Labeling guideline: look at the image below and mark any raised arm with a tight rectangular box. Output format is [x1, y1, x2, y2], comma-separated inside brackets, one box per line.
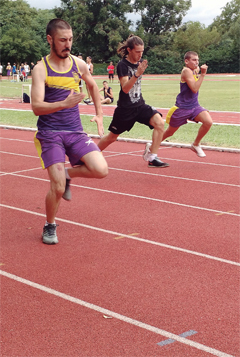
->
[182, 64, 208, 94]
[120, 59, 148, 94]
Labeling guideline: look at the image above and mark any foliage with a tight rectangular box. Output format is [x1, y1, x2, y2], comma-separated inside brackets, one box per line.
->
[54, 0, 132, 62]
[172, 22, 220, 57]
[145, 48, 182, 74]
[206, 0, 240, 72]
[0, 0, 239, 73]
[133, 0, 191, 51]
[0, 0, 54, 66]
[210, 0, 240, 34]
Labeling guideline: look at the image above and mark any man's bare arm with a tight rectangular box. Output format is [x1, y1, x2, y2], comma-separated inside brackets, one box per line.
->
[182, 64, 208, 94]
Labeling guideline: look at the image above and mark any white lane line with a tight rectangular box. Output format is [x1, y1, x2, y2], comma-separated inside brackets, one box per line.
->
[108, 167, 240, 188]
[0, 151, 239, 187]
[0, 270, 235, 357]
[1, 172, 239, 216]
[1, 204, 239, 266]
[1, 143, 239, 168]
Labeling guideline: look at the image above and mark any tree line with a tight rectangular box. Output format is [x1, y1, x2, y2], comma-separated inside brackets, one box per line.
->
[0, 0, 239, 74]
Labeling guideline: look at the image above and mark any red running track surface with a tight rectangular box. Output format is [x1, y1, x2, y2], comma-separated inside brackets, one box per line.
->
[0, 128, 239, 357]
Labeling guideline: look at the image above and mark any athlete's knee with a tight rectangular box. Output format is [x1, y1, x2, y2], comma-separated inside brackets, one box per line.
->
[93, 161, 108, 178]
[50, 181, 65, 198]
[202, 117, 213, 131]
[207, 116, 213, 128]
[151, 113, 164, 132]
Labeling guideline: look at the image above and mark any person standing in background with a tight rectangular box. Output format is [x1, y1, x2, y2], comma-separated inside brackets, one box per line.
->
[6, 62, 11, 80]
[84, 56, 93, 103]
[107, 61, 115, 82]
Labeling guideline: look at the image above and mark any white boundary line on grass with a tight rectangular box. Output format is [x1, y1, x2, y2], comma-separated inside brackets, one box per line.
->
[0, 269, 236, 357]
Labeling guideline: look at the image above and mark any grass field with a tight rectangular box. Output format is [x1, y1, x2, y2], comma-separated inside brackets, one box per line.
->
[0, 75, 240, 148]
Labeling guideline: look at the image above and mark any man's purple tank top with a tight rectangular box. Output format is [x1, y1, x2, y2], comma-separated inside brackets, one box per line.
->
[37, 55, 83, 131]
[175, 72, 200, 109]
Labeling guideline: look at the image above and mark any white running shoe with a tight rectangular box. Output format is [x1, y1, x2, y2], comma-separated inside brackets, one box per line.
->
[191, 144, 206, 157]
[143, 142, 151, 161]
[42, 223, 59, 244]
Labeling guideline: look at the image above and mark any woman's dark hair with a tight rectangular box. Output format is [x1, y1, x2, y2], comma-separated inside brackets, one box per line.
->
[117, 34, 144, 58]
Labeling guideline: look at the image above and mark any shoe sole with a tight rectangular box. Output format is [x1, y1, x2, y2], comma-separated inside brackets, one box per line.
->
[148, 164, 169, 168]
[42, 235, 59, 244]
[190, 146, 206, 157]
[143, 142, 151, 161]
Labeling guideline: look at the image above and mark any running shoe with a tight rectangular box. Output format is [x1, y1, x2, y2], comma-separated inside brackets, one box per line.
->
[62, 179, 71, 201]
[148, 158, 169, 168]
[42, 223, 59, 244]
[83, 99, 91, 104]
[143, 142, 151, 161]
[190, 144, 206, 157]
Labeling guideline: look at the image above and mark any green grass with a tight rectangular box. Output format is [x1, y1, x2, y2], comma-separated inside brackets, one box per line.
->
[0, 75, 240, 148]
[1, 75, 240, 111]
[1, 110, 239, 148]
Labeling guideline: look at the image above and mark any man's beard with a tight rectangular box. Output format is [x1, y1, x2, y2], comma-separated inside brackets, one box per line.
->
[52, 40, 70, 59]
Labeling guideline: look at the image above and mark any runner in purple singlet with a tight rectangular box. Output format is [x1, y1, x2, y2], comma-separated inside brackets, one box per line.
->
[162, 51, 213, 157]
[31, 19, 108, 245]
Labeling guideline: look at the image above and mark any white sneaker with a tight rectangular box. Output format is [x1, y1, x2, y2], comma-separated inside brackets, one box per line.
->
[42, 223, 59, 244]
[143, 142, 151, 161]
[191, 144, 206, 157]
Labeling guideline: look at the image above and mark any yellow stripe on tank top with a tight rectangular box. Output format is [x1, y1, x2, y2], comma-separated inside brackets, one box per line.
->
[46, 76, 80, 93]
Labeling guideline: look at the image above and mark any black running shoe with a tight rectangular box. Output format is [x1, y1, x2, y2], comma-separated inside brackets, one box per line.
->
[148, 158, 169, 168]
[62, 179, 71, 201]
[42, 223, 59, 244]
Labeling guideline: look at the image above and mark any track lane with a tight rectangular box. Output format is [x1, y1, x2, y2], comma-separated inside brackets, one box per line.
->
[0, 128, 239, 357]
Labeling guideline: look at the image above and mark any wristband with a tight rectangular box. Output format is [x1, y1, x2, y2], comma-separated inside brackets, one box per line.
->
[134, 73, 139, 78]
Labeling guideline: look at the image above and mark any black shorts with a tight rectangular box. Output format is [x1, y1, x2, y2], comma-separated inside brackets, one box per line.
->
[108, 104, 162, 135]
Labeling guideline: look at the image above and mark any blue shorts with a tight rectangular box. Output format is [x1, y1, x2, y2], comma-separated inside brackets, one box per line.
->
[166, 106, 207, 127]
[34, 130, 100, 169]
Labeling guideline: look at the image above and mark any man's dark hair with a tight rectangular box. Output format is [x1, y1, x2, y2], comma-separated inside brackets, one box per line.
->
[117, 34, 144, 58]
[46, 19, 72, 37]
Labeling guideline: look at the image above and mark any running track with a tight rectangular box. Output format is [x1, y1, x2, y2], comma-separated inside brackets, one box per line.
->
[0, 127, 239, 357]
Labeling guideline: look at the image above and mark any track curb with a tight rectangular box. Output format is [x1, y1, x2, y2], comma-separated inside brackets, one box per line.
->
[1, 124, 240, 154]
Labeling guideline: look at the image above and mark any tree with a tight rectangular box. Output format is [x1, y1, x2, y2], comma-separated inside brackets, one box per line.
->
[210, 0, 240, 35]
[133, 0, 191, 49]
[54, 0, 133, 62]
[172, 21, 220, 56]
[0, 0, 54, 66]
[207, 0, 240, 72]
